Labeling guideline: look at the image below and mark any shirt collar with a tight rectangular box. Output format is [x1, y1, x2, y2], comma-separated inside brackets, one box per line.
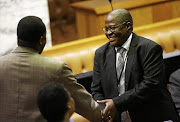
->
[115, 33, 132, 52]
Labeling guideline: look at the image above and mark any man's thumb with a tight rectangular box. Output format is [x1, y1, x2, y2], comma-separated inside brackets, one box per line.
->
[97, 100, 106, 104]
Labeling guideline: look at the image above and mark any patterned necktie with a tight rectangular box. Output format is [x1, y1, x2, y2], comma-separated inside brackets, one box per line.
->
[116, 48, 132, 122]
[116, 47, 125, 80]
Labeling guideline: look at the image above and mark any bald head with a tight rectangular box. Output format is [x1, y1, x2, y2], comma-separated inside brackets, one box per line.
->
[107, 8, 133, 27]
[104, 8, 133, 47]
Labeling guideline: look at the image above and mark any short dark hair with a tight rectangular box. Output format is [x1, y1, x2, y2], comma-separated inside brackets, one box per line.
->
[17, 16, 46, 43]
[37, 82, 69, 122]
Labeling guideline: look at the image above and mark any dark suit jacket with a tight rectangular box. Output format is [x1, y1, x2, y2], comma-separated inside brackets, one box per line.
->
[169, 69, 180, 116]
[91, 33, 180, 122]
[0, 46, 101, 122]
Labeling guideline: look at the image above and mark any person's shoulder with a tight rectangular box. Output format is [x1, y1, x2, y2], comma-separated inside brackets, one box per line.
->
[39, 55, 65, 66]
[0, 54, 8, 59]
[0, 52, 13, 61]
[95, 42, 110, 53]
[170, 68, 180, 79]
[135, 33, 160, 46]
[38, 55, 70, 73]
[133, 33, 162, 52]
[169, 68, 180, 85]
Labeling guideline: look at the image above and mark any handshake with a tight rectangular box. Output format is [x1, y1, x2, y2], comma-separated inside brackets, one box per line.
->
[98, 99, 117, 122]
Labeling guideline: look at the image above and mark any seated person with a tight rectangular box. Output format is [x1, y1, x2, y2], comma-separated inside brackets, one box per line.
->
[169, 69, 180, 116]
[37, 82, 75, 122]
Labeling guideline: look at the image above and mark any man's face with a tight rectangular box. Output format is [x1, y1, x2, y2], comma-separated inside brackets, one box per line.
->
[104, 15, 129, 47]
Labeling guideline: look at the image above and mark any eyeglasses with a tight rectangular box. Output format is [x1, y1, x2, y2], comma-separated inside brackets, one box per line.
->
[102, 22, 127, 33]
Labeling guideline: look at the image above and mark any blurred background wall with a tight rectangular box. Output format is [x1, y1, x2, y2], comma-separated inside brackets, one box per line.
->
[1, 0, 180, 55]
[48, 0, 180, 45]
[0, 0, 52, 56]
[48, 0, 87, 45]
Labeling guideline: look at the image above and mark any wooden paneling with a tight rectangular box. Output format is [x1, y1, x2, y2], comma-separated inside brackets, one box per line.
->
[171, 1, 180, 18]
[75, 10, 87, 38]
[96, 15, 106, 35]
[71, 0, 180, 39]
[87, 11, 97, 37]
[129, 6, 153, 27]
[152, 2, 172, 22]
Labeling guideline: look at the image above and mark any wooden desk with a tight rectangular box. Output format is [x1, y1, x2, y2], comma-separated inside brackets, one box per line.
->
[71, 0, 180, 39]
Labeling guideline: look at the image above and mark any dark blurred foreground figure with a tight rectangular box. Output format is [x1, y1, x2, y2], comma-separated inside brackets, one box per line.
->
[169, 69, 180, 117]
[91, 8, 180, 122]
[0, 16, 101, 122]
[37, 82, 75, 122]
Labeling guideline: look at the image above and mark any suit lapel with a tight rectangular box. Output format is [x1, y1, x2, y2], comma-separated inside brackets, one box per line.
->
[125, 33, 138, 90]
[105, 45, 118, 87]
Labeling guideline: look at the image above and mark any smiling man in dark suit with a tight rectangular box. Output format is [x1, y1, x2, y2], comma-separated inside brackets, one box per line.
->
[91, 8, 180, 122]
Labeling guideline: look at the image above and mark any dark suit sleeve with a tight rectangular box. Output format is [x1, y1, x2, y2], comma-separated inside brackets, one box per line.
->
[91, 50, 105, 109]
[113, 44, 165, 112]
[169, 69, 180, 115]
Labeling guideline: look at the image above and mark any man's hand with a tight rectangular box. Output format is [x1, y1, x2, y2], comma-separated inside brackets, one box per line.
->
[97, 99, 117, 122]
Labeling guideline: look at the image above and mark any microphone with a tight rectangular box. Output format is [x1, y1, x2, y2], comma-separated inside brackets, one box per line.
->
[109, 0, 113, 10]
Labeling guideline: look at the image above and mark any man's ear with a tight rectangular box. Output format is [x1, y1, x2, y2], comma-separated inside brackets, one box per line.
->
[39, 36, 43, 45]
[126, 22, 131, 25]
[126, 22, 133, 31]
[126, 22, 131, 30]
[67, 102, 72, 110]
[68, 105, 71, 109]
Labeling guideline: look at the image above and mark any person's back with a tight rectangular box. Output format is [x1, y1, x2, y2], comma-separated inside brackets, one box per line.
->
[0, 47, 69, 121]
[0, 16, 47, 121]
